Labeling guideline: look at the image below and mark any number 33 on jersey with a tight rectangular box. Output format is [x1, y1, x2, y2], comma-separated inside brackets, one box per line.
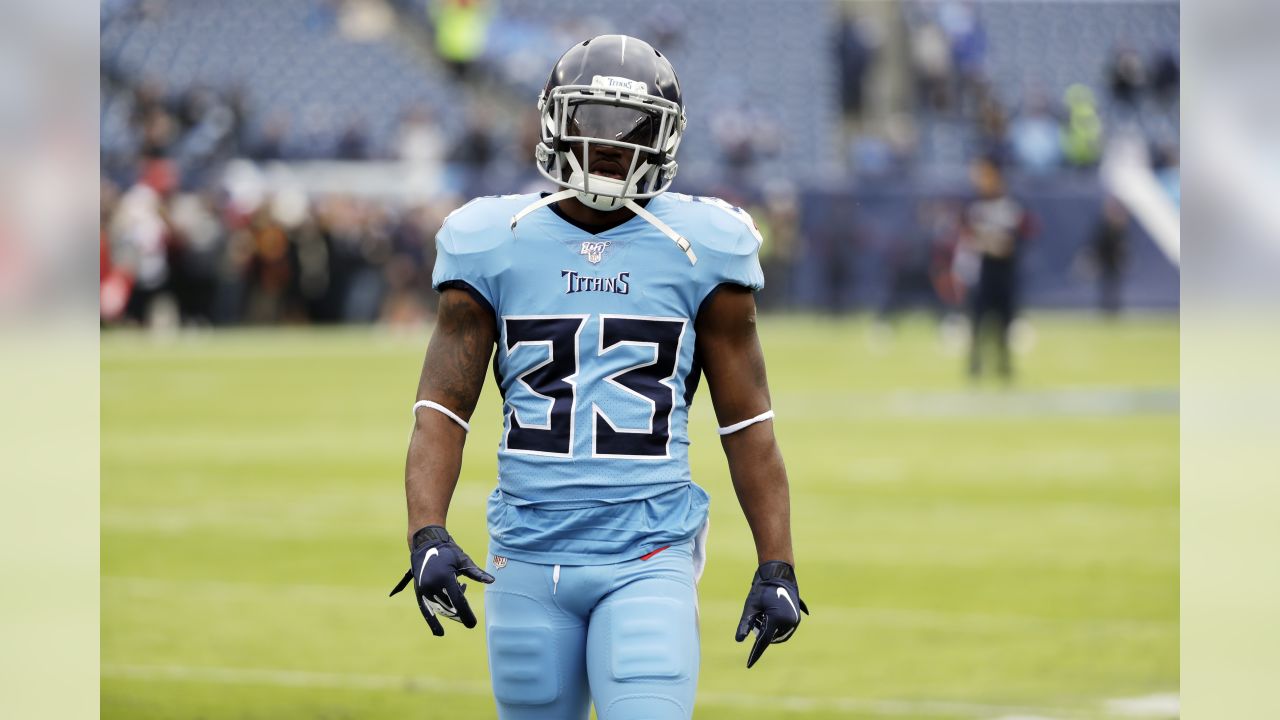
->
[432, 191, 763, 513]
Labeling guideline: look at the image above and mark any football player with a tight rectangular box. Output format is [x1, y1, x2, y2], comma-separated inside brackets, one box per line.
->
[393, 35, 808, 719]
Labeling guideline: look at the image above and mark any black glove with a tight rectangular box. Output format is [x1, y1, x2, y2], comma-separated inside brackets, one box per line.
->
[734, 560, 809, 668]
[390, 525, 495, 636]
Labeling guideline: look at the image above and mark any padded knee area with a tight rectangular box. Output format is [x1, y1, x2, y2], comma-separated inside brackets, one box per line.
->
[607, 597, 692, 682]
[600, 694, 688, 720]
[488, 623, 559, 705]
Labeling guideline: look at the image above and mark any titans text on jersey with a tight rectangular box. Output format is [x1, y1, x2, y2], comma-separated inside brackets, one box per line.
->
[562, 269, 630, 294]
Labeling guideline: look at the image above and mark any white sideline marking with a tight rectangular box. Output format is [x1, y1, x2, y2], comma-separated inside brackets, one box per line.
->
[102, 663, 1092, 718]
[1104, 693, 1180, 717]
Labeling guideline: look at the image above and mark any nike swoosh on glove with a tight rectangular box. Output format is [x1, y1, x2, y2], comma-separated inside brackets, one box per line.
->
[735, 560, 810, 668]
[390, 525, 495, 636]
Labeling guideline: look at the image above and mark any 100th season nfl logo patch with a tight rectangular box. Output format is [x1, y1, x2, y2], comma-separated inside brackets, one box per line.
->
[580, 241, 610, 264]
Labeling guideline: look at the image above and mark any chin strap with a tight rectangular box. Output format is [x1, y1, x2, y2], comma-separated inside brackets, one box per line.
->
[624, 199, 697, 266]
[510, 189, 577, 230]
[509, 190, 697, 267]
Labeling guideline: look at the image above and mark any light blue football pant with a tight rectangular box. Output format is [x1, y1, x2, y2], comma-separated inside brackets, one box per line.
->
[483, 534, 706, 720]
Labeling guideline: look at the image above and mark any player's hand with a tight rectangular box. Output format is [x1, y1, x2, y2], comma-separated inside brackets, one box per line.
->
[735, 560, 809, 668]
[389, 525, 495, 636]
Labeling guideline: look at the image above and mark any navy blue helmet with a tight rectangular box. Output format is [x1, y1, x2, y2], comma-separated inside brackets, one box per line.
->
[536, 35, 686, 211]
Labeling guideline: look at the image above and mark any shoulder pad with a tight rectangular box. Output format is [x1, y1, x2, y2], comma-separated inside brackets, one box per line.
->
[657, 193, 763, 257]
[440, 194, 538, 253]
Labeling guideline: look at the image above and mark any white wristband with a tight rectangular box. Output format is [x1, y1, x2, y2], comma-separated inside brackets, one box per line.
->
[412, 400, 471, 434]
[717, 409, 775, 436]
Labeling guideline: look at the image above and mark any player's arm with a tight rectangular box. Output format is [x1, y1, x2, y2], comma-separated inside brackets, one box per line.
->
[391, 287, 496, 636]
[698, 284, 792, 564]
[696, 284, 808, 668]
[404, 287, 495, 538]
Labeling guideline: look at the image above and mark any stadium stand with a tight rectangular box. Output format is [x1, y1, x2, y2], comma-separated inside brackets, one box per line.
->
[99, 0, 1179, 325]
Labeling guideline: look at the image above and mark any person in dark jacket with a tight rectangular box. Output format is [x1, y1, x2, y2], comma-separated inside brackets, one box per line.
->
[961, 157, 1034, 381]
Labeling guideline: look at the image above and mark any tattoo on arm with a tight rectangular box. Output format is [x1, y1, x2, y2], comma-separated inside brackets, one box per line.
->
[419, 290, 496, 417]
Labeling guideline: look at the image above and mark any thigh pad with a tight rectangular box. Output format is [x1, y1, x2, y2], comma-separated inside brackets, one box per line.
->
[487, 592, 561, 706]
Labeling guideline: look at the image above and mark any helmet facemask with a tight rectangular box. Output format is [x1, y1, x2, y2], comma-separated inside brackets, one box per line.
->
[536, 80, 685, 212]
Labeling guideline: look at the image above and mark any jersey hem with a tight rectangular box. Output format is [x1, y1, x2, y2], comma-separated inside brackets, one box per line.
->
[489, 530, 699, 567]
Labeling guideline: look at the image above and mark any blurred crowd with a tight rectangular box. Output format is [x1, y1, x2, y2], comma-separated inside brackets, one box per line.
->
[101, 163, 460, 327]
[100, 0, 1179, 329]
[835, 1, 1179, 178]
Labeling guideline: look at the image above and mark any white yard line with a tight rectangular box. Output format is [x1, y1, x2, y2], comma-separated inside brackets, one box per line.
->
[1103, 693, 1180, 718]
[102, 662, 1094, 718]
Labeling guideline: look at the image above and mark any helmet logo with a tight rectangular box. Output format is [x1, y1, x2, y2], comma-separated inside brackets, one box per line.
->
[579, 241, 611, 264]
[591, 75, 648, 95]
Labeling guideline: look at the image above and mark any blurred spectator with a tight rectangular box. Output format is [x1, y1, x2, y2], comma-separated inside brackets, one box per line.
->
[1151, 49, 1179, 105]
[128, 78, 168, 134]
[1009, 91, 1062, 174]
[336, 119, 372, 160]
[167, 192, 225, 324]
[448, 104, 499, 194]
[243, 205, 293, 323]
[1087, 196, 1130, 316]
[338, 0, 396, 41]
[109, 159, 178, 324]
[835, 10, 878, 123]
[430, 0, 494, 83]
[397, 105, 445, 166]
[911, 20, 952, 113]
[139, 106, 178, 159]
[711, 103, 780, 183]
[381, 203, 438, 326]
[1107, 45, 1147, 110]
[975, 95, 1010, 167]
[251, 113, 294, 162]
[1061, 83, 1102, 168]
[960, 157, 1034, 381]
[938, 0, 987, 116]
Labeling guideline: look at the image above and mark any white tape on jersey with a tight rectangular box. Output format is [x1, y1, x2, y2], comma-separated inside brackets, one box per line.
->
[717, 409, 775, 436]
[412, 400, 471, 434]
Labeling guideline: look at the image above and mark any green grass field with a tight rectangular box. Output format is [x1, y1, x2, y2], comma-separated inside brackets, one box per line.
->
[102, 313, 1178, 719]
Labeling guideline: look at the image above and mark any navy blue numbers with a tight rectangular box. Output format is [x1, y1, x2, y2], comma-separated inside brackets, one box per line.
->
[501, 315, 685, 459]
[503, 316, 586, 456]
[593, 317, 686, 458]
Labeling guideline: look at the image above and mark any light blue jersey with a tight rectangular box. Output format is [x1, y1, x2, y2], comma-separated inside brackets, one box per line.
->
[432, 191, 764, 564]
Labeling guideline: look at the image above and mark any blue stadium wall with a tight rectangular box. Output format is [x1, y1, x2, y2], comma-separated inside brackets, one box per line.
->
[794, 180, 1179, 312]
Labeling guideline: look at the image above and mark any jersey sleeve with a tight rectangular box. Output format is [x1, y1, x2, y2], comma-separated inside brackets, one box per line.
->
[430, 205, 507, 315]
[695, 203, 765, 310]
[714, 221, 765, 291]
